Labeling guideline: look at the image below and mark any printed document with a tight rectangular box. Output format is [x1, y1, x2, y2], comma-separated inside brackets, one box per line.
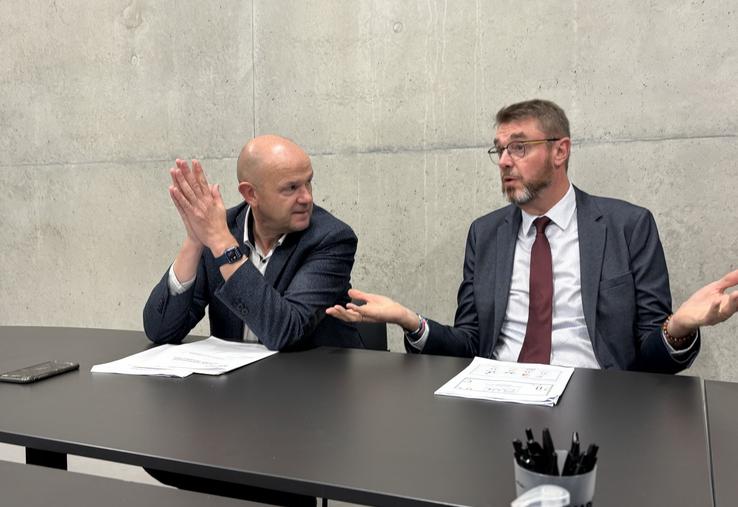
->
[435, 357, 574, 406]
[91, 337, 277, 378]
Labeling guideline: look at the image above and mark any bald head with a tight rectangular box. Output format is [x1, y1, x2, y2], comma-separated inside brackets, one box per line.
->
[237, 135, 310, 185]
[236, 135, 314, 241]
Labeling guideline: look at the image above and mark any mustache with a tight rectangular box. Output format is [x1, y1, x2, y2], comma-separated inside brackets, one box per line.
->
[501, 169, 521, 179]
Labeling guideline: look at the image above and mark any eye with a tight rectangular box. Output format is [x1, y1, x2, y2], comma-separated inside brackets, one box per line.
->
[508, 142, 525, 157]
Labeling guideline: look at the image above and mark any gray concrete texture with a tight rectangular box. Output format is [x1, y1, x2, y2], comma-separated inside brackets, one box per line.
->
[1, 1, 736, 381]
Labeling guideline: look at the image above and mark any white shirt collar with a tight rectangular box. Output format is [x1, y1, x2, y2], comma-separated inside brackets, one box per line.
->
[520, 183, 576, 235]
[243, 206, 286, 256]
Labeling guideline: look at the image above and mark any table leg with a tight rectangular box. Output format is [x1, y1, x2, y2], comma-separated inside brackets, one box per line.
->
[26, 448, 67, 470]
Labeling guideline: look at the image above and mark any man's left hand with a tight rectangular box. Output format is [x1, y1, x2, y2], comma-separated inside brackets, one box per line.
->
[670, 269, 738, 337]
[169, 159, 236, 255]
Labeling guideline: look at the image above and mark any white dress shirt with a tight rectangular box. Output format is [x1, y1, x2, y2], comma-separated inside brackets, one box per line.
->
[493, 184, 598, 367]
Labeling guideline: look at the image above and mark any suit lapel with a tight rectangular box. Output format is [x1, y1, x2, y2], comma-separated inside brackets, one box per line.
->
[233, 206, 248, 250]
[492, 207, 521, 349]
[264, 235, 299, 287]
[575, 187, 605, 342]
[232, 203, 301, 288]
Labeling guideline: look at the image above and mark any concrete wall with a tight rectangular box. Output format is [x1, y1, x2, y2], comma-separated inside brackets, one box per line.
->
[1, 1, 736, 380]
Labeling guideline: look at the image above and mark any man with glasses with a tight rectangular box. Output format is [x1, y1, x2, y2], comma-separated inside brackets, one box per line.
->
[328, 99, 738, 372]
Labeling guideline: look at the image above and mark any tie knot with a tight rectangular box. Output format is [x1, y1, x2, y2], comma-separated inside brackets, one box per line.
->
[533, 216, 552, 234]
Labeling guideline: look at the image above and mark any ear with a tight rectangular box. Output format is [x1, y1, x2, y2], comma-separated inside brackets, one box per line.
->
[238, 181, 257, 207]
[552, 137, 571, 170]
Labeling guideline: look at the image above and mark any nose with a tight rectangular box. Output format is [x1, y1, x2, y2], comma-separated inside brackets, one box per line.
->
[297, 185, 313, 205]
[498, 147, 514, 170]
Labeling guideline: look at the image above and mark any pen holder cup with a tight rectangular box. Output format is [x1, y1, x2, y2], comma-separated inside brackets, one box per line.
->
[514, 450, 596, 507]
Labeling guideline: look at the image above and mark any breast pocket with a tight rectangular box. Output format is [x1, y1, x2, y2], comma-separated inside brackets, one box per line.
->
[599, 271, 633, 291]
[598, 271, 636, 321]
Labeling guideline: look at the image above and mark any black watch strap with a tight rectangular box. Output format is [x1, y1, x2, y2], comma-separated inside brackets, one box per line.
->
[214, 245, 245, 268]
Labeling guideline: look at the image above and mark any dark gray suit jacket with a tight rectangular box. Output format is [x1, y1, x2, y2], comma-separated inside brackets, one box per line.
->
[143, 203, 362, 351]
[412, 187, 699, 374]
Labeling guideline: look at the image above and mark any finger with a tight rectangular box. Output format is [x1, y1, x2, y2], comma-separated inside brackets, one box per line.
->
[175, 159, 191, 174]
[171, 167, 199, 205]
[169, 187, 199, 236]
[348, 288, 371, 302]
[720, 291, 738, 319]
[178, 159, 204, 199]
[169, 185, 195, 215]
[344, 308, 383, 323]
[730, 290, 738, 313]
[169, 186, 193, 218]
[169, 167, 183, 194]
[325, 305, 347, 318]
[192, 160, 211, 196]
[345, 302, 364, 312]
[169, 186, 184, 213]
[344, 303, 387, 323]
[716, 269, 738, 291]
[211, 183, 224, 206]
[326, 306, 362, 322]
[168, 165, 177, 181]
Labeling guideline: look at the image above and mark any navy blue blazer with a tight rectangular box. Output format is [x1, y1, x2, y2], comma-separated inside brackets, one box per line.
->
[412, 187, 699, 374]
[143, 203, 362, 351]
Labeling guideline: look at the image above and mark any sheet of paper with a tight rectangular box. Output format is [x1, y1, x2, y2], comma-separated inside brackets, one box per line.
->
[434, 357, 574, 406]
[91, 337, 277, 377]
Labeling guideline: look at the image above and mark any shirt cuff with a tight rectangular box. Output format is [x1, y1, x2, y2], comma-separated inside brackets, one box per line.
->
[167, 263, 196, 296]
[661, 327, 700, 356]
[406, 316, 430, 351]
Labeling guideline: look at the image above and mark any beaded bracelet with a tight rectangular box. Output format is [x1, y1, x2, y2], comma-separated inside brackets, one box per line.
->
[662, 314, 697, 349]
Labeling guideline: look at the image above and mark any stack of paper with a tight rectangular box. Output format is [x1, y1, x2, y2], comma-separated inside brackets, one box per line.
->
[91, 337, 277, 378]
[434, 357, 574, 406]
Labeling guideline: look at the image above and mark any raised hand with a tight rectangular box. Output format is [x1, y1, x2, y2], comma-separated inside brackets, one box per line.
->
[169, 159, 235, 254]
[169, 159, 202, 246]
[670, 269, 738, 337]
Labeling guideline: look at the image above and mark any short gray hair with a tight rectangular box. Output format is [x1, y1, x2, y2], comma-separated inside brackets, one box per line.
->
[495, 99, 570, 138]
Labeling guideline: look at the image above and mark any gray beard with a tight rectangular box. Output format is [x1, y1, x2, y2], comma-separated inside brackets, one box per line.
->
[502, 155, 555, 206]
[502, 177, 551, 205]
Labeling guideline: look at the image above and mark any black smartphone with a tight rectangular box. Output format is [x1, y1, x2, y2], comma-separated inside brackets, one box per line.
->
[0, 360, 80, 384]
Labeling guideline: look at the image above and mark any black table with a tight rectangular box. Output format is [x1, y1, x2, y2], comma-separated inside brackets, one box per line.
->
[0, 326, 714, 506]
[706, 380, 738, 507]
[0, 459, 265, 506]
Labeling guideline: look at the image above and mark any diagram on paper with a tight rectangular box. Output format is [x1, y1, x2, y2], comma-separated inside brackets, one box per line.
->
[434, 356, 575, 406]
[471, 364, 563, 382]
[454, 377, 553, 398]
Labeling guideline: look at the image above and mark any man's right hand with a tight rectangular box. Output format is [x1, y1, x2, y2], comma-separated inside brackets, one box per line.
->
[169, 159, 204, 284]
[169, 159, 205, 247]
[327, 289, 419, 332]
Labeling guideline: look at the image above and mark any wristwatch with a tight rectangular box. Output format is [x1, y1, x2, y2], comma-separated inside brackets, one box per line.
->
[214, 245, 245, 268]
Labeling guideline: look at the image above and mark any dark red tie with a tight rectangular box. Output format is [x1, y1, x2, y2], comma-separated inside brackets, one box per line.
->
[518, 216, 553, 364]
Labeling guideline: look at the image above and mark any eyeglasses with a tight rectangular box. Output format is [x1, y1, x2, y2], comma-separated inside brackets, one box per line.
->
[487, 138, 561, 163]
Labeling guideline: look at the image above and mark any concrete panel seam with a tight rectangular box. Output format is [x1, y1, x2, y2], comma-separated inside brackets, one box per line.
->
[577, 133, 738, 146]
[3, 134, 736, 168]
[251, 0, 257, 137]
[308, 134, 738, 157]
[1, 156, 240, 170]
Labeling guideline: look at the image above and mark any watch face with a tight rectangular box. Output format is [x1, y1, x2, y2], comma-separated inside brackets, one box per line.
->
[225, 247, 242, 263]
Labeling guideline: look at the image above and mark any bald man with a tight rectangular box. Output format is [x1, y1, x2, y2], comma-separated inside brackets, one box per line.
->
[143, 135, 362, 352]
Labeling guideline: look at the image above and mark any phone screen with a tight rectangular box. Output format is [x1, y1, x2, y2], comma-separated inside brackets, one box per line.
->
[0, 361, 79, 384]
